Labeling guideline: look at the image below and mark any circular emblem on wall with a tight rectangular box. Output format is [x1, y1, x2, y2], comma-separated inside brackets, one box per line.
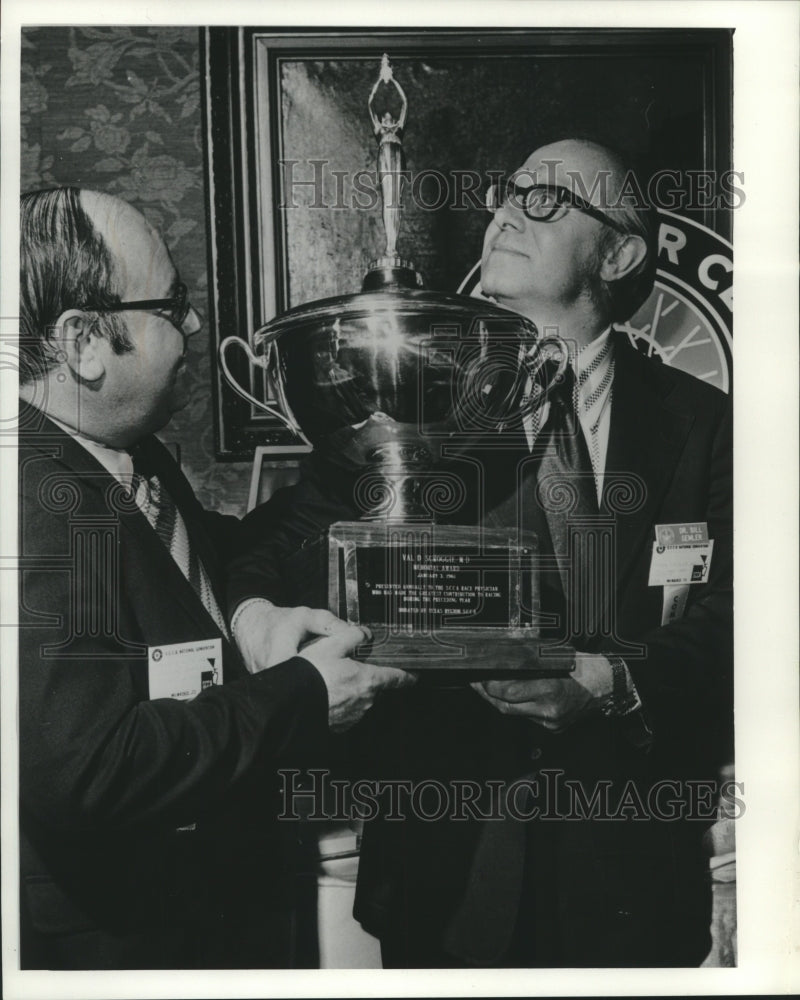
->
[458, 210, 733, 395]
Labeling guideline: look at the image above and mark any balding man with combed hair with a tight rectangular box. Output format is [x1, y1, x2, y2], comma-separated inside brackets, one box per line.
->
[17, 188, 411, 970]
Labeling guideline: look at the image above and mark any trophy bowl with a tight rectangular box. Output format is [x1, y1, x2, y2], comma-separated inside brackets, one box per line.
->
[259, 288, 540, 476]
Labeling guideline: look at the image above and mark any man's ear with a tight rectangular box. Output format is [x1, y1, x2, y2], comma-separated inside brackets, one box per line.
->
[599, 234, 648, 283]
[51, 310, 106, 383]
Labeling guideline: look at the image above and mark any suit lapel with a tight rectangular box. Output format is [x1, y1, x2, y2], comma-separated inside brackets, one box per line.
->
[603, 333, 695, 596]
[20, 404, 227, 640]
[134, 436, 229, 617]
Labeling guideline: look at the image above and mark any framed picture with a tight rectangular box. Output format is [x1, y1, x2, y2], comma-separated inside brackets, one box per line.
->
[202, 26, 732, 458]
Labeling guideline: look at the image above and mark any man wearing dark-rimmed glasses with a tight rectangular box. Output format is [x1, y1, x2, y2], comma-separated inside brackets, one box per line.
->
[485, 175, 629, 231]
[16, 187, 411, 969]
[352, 139, 733, 968]
[86, 278, 201, 355]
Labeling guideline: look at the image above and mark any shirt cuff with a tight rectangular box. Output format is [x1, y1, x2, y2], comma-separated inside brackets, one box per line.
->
[230, 597, 276, 639]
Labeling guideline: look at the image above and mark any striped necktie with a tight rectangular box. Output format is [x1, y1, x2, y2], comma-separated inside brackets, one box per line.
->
[130, 453, 229, 639]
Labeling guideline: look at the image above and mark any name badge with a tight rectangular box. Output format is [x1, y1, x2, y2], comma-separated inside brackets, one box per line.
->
[648, 521, 713, 587]
[654, 522, 709, 546]
[148, 638, 223, 701]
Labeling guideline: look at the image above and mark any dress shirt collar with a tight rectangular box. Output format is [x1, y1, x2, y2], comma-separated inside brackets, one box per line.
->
[47, 414, 134, 484]
[574, 327, 614, 417]
[522, 326, 612, 413]
[520, 327, 615, 500]
[573, 327, 612, 381]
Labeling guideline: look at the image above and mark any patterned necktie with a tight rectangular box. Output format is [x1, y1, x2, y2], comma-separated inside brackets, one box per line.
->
[130, 451, 229, 639]
[533, 364, 601, 646]
[502, 363, 594, 633]
[536, 362, 598, 518]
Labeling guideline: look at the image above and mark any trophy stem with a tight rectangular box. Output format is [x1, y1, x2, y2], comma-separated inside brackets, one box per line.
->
[356, 441, 436, 521]
[359, 476, 430, 522]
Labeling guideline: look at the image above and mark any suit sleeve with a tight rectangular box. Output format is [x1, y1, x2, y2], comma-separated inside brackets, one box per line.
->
[226, 461, 358, 614]
[622, 399, 733, 752]
[18, 482, 329, 837]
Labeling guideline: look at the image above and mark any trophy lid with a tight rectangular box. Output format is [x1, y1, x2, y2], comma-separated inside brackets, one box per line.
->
[255, 287, 534, 346]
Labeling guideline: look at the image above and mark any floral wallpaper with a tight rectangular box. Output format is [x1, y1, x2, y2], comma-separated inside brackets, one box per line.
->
[21, 26, 253, 515]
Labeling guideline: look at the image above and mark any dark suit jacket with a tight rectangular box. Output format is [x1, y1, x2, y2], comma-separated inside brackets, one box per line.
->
[17, 403, 329, 969]
[227, 334, 733, 967]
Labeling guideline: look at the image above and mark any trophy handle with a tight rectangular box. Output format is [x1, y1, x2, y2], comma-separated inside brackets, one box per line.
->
[517, 335, 571, 418]
[218, 335, 311, 444]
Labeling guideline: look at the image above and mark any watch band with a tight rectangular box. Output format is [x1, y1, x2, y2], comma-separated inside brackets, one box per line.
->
[601, 655, 641, 717]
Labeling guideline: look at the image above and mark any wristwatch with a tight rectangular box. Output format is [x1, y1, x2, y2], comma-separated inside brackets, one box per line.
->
[601, 655, 642, 717]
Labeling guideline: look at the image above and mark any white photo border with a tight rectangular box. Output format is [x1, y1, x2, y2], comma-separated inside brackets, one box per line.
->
[2, 1, 798, 997]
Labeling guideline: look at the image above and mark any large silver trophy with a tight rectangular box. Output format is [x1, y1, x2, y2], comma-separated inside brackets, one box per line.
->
[220, 56, 570, 674]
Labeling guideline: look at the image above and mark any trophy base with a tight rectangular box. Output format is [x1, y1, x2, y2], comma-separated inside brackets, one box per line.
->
[362, 257, 424, 291]
[285, 520, 573, 678]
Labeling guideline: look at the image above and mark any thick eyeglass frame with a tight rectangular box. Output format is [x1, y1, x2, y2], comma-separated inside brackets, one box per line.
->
[80, 281, 198, 345]
[486, 180, 627, 234]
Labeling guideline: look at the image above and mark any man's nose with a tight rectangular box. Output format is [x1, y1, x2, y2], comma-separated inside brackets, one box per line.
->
[492, 199, 526, 230]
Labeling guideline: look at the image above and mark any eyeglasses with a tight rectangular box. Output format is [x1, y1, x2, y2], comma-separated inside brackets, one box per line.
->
[486, 180, 626, 234]
[81, 281, 200, 348]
